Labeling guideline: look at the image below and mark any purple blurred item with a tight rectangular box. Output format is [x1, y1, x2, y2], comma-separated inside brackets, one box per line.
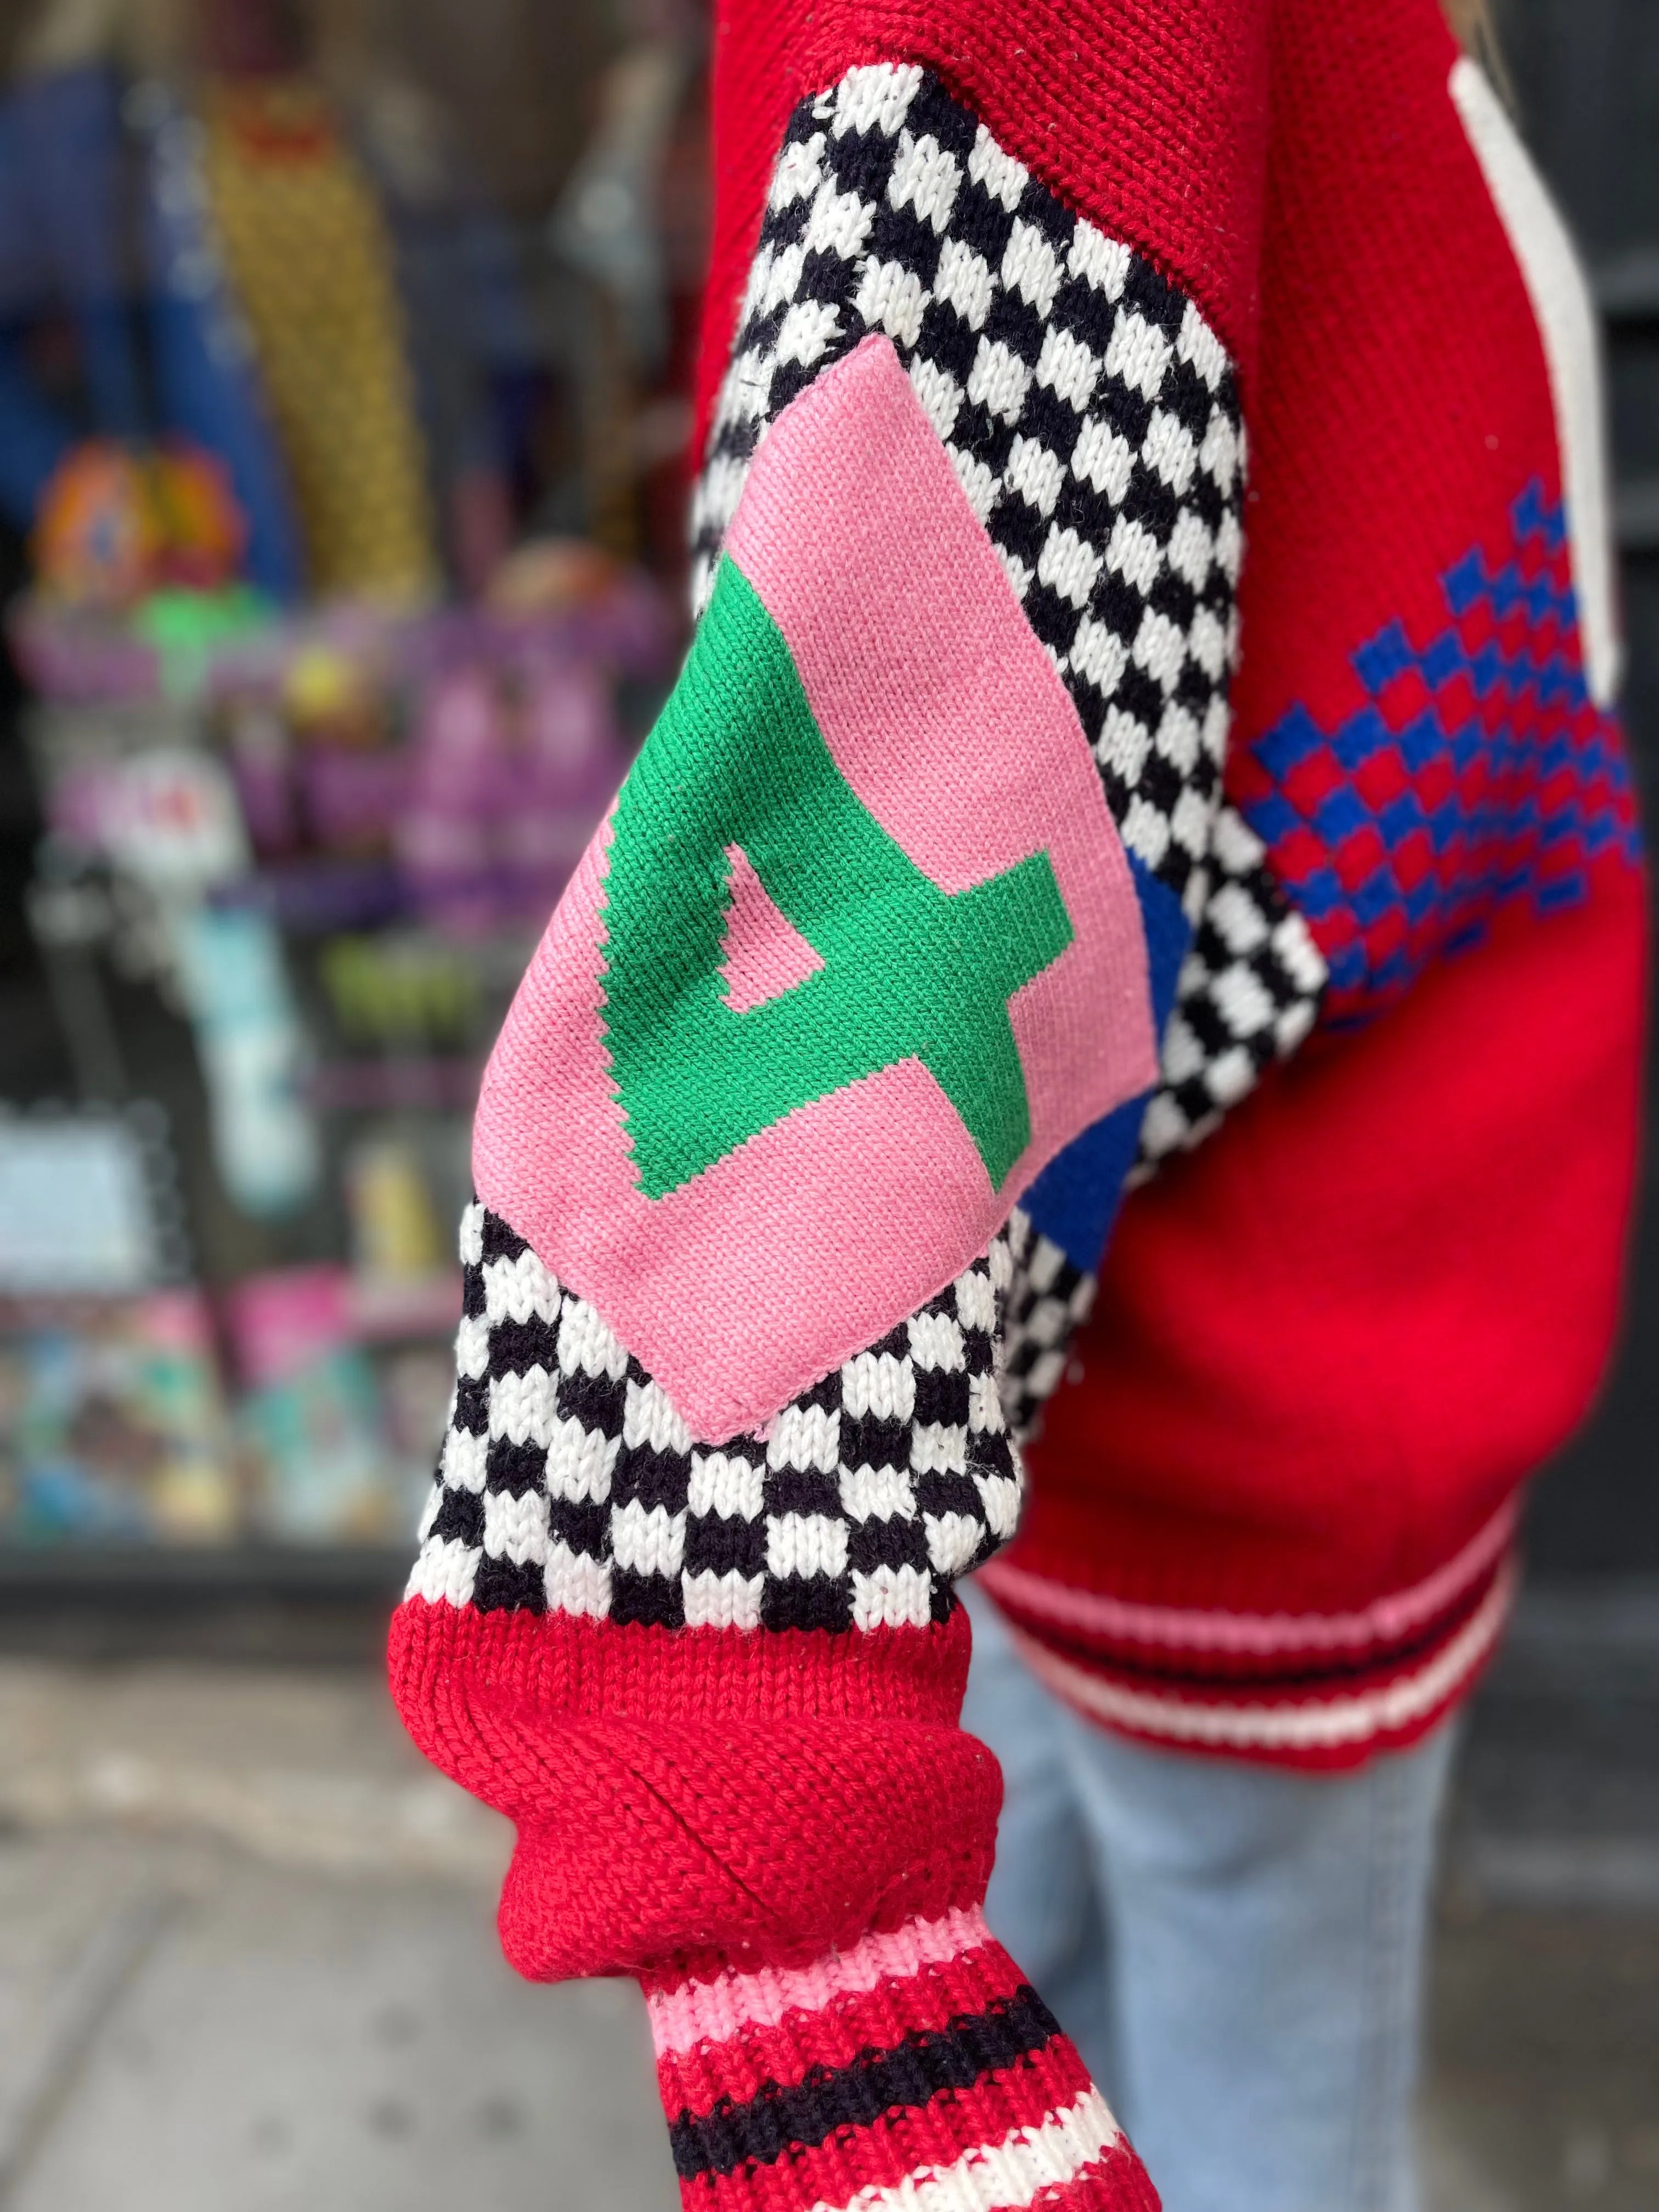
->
[298, 743, 411, 853]
[222, 695, 297, 857]
[396, 650, 624, 933]
[521, 657, 618, 805]
[394, 664, 502, 934]
[221, 857, 408, 935]
[306, 1059, 481, 1113]
[8, 599, 167, 703]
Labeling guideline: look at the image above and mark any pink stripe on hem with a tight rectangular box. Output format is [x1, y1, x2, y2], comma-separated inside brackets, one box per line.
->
[977, 1496, 1517, 1657]
[645, 1906, 991, 2057]
[1008, 1562, 1516, 1754]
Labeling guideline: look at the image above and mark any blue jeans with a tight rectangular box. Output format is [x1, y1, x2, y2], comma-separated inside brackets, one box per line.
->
[961, 1586, 1458, 2212]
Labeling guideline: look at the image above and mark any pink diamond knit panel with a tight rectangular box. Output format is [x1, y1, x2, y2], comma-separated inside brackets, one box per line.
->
[473, 334, 1156, 1444]
[721, 846, 828, 1012]
[410, 1203, 1020, 1634]
[724, 336, 1157, 1126]
[690, 63, 1326, 1297]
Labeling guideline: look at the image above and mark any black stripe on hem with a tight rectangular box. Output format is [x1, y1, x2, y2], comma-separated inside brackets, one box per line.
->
[668, 1985, 1060, 2180]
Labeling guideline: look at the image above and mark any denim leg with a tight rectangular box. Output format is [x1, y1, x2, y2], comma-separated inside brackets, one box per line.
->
[1050, 1703, 1458, 2212]
[958, 1585, 1115, 2086]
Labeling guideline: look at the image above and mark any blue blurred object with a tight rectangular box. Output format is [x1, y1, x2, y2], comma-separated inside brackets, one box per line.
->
[0, 63, 303, 598]
[132, 80, 304, 600]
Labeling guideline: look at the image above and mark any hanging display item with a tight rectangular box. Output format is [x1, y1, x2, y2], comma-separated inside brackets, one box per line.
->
[201, 74, 439, 605]
[0, 0, 699, 1568]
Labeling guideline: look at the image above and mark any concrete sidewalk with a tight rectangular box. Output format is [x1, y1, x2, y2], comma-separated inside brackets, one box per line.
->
[0, 1659, 679, 2212]
[0, 1828, 680, 2212]
[0, 1630, 1655, 2212]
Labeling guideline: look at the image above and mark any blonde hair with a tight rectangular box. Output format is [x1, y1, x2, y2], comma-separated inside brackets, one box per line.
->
[1441, 0, 1510, 94]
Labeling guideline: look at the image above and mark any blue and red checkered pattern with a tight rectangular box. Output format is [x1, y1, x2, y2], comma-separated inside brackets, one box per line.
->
[1234, 483, 1642, 1020]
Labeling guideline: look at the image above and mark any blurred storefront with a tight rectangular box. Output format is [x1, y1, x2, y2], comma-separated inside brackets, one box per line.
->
[0, 0, 702, 1587]
[0, 0, 1654, 1596]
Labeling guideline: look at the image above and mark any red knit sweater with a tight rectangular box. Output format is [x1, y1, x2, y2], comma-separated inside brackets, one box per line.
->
[390, 5, 1644, 2205]
[970, 3, 1646, 1761]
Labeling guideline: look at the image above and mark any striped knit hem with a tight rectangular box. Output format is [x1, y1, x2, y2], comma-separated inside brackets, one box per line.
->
[997, 1558, 1515, 1768]
[975, 1497, 1517, 1659]
[646, 1910, 1156, 2211]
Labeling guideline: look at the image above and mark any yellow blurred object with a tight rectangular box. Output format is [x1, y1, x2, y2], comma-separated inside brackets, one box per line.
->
[283, 643, 383, 746]
[151, 1452, 244, 1542]
[202, 76, 438, 604]
[346, 1137, 445, 1282]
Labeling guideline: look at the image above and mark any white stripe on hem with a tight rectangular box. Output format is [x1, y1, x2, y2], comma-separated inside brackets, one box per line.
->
[1009, 1562, 1515, 1753]
[976, 1496, 1516, 1656]
[810, 2085, 1121, 2212]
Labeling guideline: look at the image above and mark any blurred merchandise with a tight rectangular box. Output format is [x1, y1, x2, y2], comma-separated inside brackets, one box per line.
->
[0, 0, 699, 1573]
[33, 438, 248, 607]
[174, 901, 320, 1216]
[0, 1106, 238, 1543]
[0, 1105, 189, 1295]
[318, 932, 480, 1051]
[33, 442, 162, 608]
[0, 1289, 239, 1542]
[0, 565, 656, 1551]
[345, 1131, 445, 1283]
[201, 73, 438, 604]
[45, 732, 249, 892]
[227, 1265, 405, 1541]
[485, 535, 623, 616]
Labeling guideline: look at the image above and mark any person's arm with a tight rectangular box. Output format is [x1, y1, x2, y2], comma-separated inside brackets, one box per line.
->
[392, 17, 1302, 2205]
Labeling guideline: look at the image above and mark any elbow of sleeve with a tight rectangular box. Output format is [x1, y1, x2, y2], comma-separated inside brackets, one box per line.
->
[389, 1595, 1001, 1982]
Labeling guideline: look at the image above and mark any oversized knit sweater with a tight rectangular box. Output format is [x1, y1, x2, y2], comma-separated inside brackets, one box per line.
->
[391, 4, 1645, 2207]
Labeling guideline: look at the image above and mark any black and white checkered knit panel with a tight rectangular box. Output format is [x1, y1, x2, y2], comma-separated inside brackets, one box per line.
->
[692, 61, 1327, 1174]
[693, 63, 1235, 917]
[1134, 804, 1328, 1170]
[997, 814, 1330, 1438]
[408, 1204, 1022, 1632]
[998, 1209, 1097, 1442]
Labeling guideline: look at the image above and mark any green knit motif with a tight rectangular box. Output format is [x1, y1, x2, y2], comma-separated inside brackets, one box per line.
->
[602, 557, 1074, 1198]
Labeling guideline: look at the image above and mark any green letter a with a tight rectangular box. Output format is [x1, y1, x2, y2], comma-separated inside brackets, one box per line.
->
[600, 558, 1074, 1198]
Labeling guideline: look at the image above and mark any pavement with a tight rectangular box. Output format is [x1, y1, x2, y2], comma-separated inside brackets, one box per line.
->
[0, 1584, 1654, 2212]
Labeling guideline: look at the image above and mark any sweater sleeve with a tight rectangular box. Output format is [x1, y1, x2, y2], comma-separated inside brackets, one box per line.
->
[391, 23, 1278, 2209]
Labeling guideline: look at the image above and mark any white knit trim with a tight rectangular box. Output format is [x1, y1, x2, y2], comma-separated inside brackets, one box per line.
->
[1450, 57, 1621, 706]
[1009, 1561, 1515, 1753]
[975, 1494, 1516, 1656]
[810, 2085, 1121, 2212]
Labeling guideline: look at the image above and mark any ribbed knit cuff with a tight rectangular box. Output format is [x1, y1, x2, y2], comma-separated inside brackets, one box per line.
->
[645, 1909, 1158, 2212]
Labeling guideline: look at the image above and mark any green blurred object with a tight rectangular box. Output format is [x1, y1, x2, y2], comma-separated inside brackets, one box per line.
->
[131, 584, 278, 699]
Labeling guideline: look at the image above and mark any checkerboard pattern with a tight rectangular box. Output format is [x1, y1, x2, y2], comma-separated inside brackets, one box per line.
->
[997, 808, 1326, 1437]
[695, 63, 1240, 921]
[693, 60, 1325, 1172]
[1236, 482, 1642, 1023]
[999, 1208, 1096, 1440]
[1135, 800, 1329, 1166]
[408, 1203, 1023, 1633]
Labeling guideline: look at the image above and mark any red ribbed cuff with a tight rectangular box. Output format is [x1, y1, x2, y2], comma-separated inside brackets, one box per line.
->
[388, 1598, 1000, 1979]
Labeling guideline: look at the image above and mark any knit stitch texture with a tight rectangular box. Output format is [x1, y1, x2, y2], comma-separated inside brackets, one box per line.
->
[390, 19, 1644, 2212]
[646, 1911, 1158, 2211]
